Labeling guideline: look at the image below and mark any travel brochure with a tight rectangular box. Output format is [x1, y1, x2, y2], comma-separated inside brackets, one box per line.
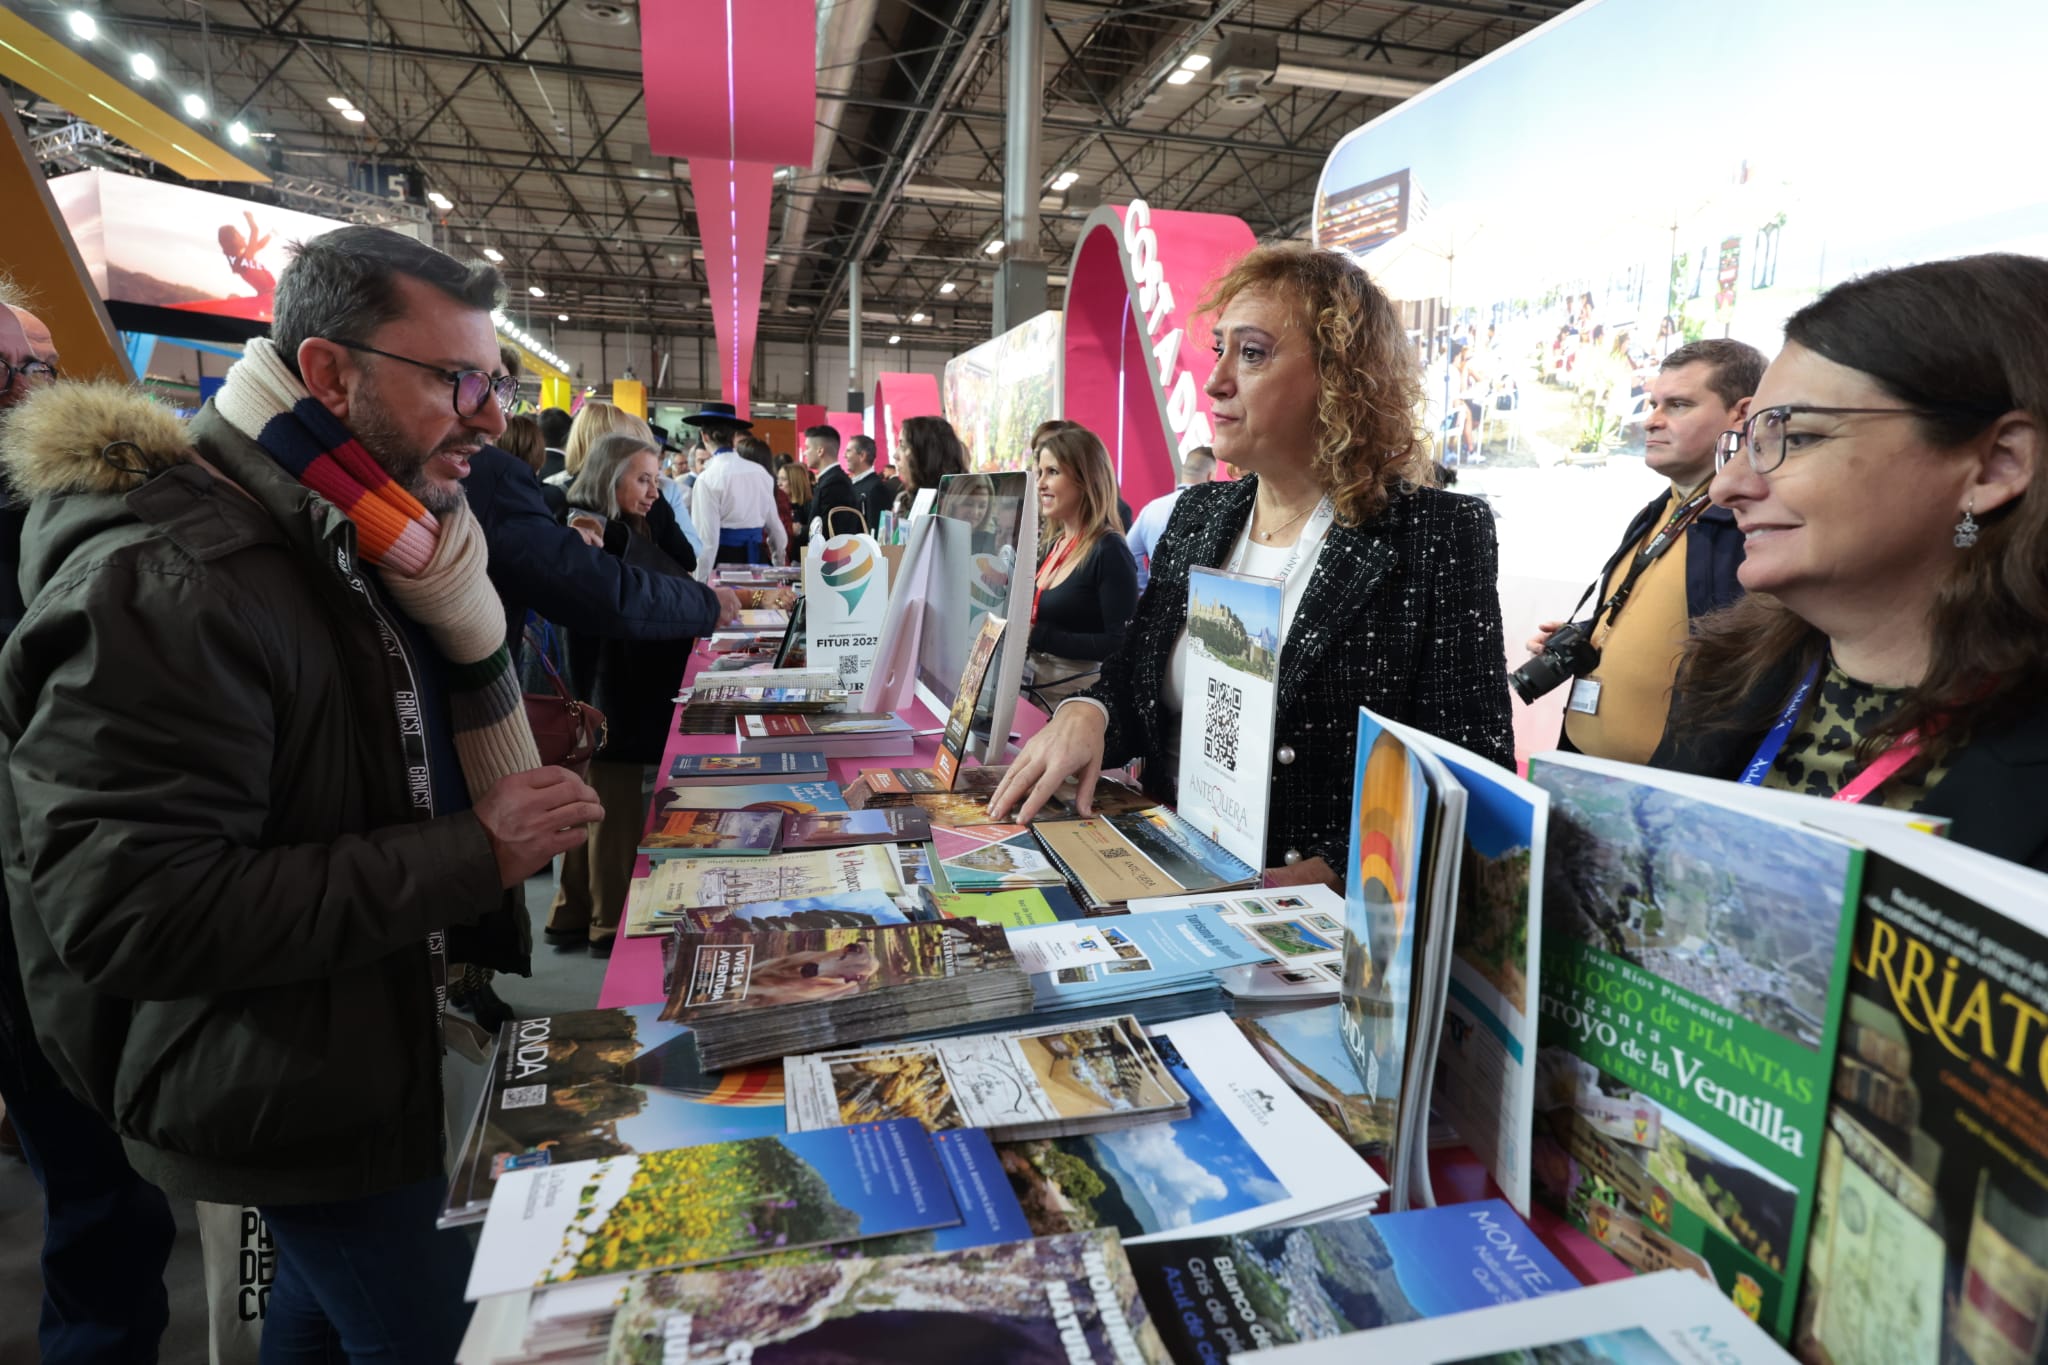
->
[658, 919, 1036, 1068]
[1034, 809, 1260, 912]
[1241, 1271, 1796, 1364]
[463, 1118, 960, 1298]
[922, 883, 1090, 926]
[1127, 1200, 1575, 1363]
[602, 1229, 1171, 1365]
[665, 750, 830, 782]
[1124, 884, 1351, 1007]
[677, 890, 920, 932]
[1527, 753, 1864, 1340]
[643, 778, 847, 819]
[930, 612, 1006, 789]
[635, 808, 783, 859]
[441, 1004, 789, 1229]
[994, 1013, 1386, 1247]
[784, 1014, 1191, 1141]
[1018, 903, 1275, 1023]
[929, 822, 1067, 890]
[1177, 567, 1283, 872]
[737, 711, 916, 757]
[621, 845, 902, 938]
[782, 806, 933, 850]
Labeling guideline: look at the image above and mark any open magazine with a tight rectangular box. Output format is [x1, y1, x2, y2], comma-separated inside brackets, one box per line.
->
[1337, 707, 1547, 1216]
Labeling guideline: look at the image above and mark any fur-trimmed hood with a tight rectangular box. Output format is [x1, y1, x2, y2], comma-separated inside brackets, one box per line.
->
[0, 379, 197, 499]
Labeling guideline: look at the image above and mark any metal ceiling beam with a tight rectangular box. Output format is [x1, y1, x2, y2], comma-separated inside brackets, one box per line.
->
[838, 93, 1330, 160]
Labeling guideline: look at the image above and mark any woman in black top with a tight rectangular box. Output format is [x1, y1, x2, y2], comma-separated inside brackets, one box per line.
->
[992, 245, 1514, 887]
[1652, 254, 2048, 871]
[1027, 424, 1139, 707]
[549, 432, 700, 953]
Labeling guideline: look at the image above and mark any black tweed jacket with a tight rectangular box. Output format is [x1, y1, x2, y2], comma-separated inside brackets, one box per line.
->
[1084, 475, 1515, 877]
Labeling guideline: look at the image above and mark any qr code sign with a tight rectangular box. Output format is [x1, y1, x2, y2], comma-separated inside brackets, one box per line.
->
[500, 1084, 547, 1110]
[1204, 677, 1242, 772]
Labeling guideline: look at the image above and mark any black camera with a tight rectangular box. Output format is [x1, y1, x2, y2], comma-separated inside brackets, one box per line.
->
[1508, 620, 1601, 705]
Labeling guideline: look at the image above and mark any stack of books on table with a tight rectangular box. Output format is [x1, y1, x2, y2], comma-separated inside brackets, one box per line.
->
[711, 564, 800, 586]
[622, 845, 905, 938]
[737, 710, 916, 757]
[656, 918, 1036, 1068]
[673, 684, 851, 735]
[782, 1013, 1191, 1141]
[703, 627, 784, 656]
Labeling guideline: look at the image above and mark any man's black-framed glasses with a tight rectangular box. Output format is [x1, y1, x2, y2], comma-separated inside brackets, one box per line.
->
[329, 339, 516, 416]
[1, 357, 59, 391]
[1714, 404, 1952, 476]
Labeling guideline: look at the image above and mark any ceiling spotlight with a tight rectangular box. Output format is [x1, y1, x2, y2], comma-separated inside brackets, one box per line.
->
[326, 95, 354, 109]
[1051, 170, 1080, 192]
[983, 240, 1005, 256]
[66, 11, 97, 41]
[129, 52, 157, 80]
[227, 122, 249, 146]
[427, 191, 453, 211]
[341, 107, 366, 123]
[1166, 68, 1197, 86]
[556, 313, 569, 322]
[181, 92, 208, 119]
[1179, 53, 1211, 72]
[911, 311, 926, 323]
[888, 334, 901, 345]
[939, 281, 956, 294]
[482, 247, 504, 263]
[528, 285, 546, 298]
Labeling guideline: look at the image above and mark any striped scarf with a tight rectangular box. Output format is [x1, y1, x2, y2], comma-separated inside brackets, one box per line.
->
[216, 338, 541, 793]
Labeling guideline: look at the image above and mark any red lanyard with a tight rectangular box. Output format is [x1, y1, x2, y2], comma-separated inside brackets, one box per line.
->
[1033, 536, 1079, 624]
[1831, 734, 1922, 804]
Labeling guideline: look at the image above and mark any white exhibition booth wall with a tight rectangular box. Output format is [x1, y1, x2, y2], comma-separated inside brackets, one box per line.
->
[1311, 0, 2048, 757]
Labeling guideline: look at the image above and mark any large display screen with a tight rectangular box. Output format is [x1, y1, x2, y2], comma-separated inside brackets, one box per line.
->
[942, 310, 1062, 471]
[1310, 0, 2048, 754]
[51, 169, 350, 324]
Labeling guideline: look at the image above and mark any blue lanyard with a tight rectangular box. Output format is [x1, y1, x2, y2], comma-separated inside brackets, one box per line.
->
[1738, 660, 1823, 785]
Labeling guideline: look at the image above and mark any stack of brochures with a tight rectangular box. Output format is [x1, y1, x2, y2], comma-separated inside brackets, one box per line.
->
[1033, 808, 1260, 911]
[673, 684, 850, 736]
[736, 711, 916, 757]
[782, 1013, 1191, 1141]
[622, 845, 904, 938]
[1007, 902, 1275, 1028]
[657, 919, 1036, 1068]
[1126, 884, 1351, 1014]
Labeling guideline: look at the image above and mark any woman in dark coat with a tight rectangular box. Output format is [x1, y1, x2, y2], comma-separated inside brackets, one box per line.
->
[1651, 254, 2048, 871]
[992, 244, 1514, 886]
[546, 431, 699, 954]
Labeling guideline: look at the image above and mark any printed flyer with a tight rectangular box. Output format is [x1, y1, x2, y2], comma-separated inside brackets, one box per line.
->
[1176, 567, 1283, 871]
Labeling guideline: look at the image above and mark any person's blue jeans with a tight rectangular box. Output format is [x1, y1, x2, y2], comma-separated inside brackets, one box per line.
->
[258, 1176, 474, 1364]
[0, 899, 175, 1365]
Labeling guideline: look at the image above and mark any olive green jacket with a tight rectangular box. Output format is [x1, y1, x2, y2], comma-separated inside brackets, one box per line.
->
[0, 382, 520, 1205]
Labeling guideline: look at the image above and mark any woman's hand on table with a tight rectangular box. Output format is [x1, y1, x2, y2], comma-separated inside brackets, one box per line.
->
[1263, 856, 1339, 892]
[988, 703, 1108, 823]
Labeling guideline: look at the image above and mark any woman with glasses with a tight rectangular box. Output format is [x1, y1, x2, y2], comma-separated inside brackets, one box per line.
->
[1652, 254, 2046, 870]
[549, 431, 701, 954]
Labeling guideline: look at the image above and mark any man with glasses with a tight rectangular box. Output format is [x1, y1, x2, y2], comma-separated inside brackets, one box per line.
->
[0, 226, 604, 1359]
[1521, 339, 1763, 762]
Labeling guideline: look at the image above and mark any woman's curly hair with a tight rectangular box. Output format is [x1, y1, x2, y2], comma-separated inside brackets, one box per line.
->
[1197, 244, 1427, 526]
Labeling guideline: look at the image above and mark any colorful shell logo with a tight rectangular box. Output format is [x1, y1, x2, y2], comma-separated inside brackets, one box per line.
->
[819, 534, 878, 612]
[1351, 729, 1418, 992]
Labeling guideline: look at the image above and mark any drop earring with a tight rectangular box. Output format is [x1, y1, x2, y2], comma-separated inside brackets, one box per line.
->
[1954, 498, 1980, 550]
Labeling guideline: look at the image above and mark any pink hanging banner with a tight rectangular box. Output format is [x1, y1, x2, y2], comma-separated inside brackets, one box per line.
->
[687, 157, 775, 417]
[1062, 200, 1257, 511]
[826, 411, 865, 451]
[641, 0, 817, 166]
[871, 371, 943, 475]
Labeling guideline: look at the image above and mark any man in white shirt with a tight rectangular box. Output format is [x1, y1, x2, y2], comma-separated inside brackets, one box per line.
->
[1126, 445, 1216, 590]
[686, 402, 788, 580]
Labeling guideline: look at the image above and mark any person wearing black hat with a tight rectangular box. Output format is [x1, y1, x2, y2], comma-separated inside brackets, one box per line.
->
[685, 401, 787, 576]
[647, 422, 707, 562]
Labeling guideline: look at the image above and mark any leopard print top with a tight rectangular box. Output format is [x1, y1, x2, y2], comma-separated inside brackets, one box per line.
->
[1762, 660, 1948, 811]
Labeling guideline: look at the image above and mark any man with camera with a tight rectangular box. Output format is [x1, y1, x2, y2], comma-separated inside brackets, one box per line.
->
[1515, 339, 1763, 762]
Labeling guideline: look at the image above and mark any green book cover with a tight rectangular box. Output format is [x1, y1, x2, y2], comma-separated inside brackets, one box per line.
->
[1528, 755, 1863, 1341]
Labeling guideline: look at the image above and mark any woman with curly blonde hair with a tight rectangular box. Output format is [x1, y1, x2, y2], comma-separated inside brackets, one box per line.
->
[992, 244, 1513, 888]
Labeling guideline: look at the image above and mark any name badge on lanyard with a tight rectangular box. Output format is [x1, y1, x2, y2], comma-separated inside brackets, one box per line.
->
[1567, 677, 1602, 716]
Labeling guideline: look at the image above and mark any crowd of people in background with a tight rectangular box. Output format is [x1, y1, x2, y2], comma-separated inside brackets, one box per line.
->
[0, 218, 2044, 1364]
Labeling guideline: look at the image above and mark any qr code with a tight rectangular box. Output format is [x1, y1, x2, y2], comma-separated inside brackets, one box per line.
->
[500, 1084, 547, 1110]
[1204, 677, 1243, 771]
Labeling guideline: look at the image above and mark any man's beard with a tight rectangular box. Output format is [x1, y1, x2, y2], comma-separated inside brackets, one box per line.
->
[347, 379, 470, 516]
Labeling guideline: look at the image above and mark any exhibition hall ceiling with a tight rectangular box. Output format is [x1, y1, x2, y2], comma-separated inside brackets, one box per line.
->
[10, 0, 1574, 347]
